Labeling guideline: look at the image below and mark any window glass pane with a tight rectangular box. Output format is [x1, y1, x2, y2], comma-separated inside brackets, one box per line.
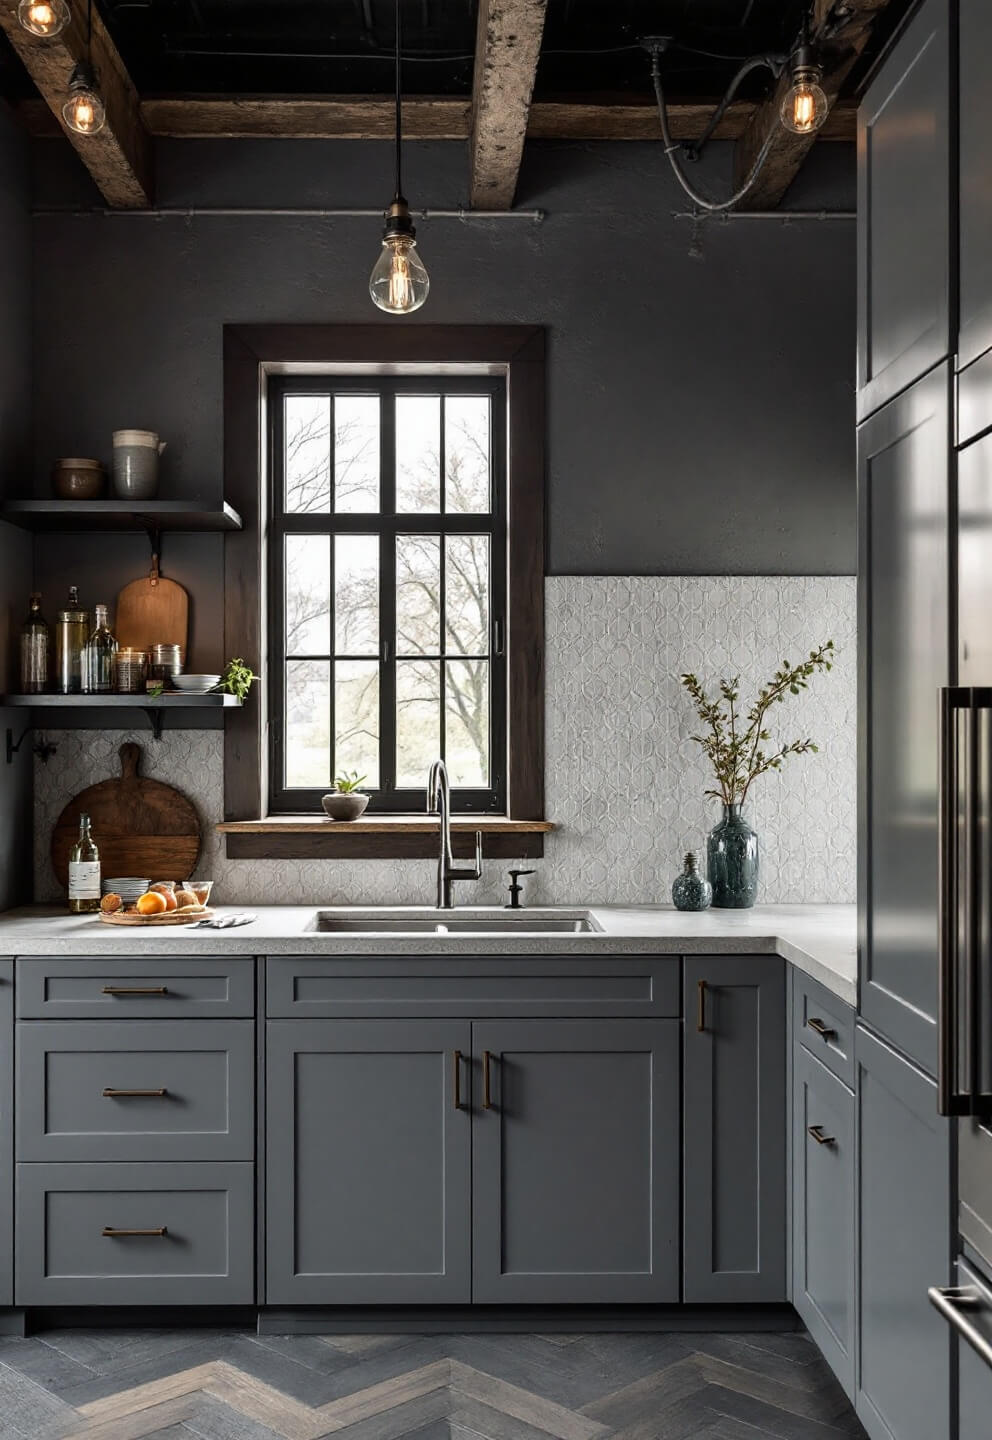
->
[396, 534, 440, 656]
[334, 535, 379, 656]
[396, 395, 441, 512]
[397, 659, 440, 786]
[335, 395, 380, 512]
[445, 535, 489, 656]
[285, 395, 331, 512]
[446, 660, 489, 787]
[285, 535, 330, 656]
[286, 660, 330, 788]
[445, 395, 491, 513]
[335, 660, 379, 788]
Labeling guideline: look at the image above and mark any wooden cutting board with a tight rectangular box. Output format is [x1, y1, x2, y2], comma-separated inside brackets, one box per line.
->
[115, 552, 188, 660]
[51, 742, 201, 892]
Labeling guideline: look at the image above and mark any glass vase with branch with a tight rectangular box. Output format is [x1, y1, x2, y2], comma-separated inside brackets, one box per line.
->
[680, 641, 836, 908]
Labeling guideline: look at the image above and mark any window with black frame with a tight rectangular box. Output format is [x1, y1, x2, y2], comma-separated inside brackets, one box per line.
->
[268, 376, 507, 814]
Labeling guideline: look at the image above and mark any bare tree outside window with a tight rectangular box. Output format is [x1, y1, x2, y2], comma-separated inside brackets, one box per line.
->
[272, 381, 505, 811]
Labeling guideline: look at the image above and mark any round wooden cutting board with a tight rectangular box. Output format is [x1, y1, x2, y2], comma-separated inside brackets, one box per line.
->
[51, 742, 201, 892]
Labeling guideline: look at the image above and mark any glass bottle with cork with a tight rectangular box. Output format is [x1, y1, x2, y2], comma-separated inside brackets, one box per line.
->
[68, 813, 101, 913]
[55, 585, 89, 695]
[81, 604, 118, 695]
[19, 592, 50, 694]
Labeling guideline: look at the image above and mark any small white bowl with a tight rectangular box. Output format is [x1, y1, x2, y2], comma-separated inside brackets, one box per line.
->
[172, 674, 221, 693]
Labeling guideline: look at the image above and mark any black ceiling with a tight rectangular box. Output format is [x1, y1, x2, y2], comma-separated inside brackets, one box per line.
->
[0, 0, 916, 108]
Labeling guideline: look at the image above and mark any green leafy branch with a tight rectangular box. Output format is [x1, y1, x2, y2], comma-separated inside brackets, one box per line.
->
[680, 641, 836, 807]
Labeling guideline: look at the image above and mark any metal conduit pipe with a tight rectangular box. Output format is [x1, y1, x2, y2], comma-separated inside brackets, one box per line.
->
[30, 205, 547, 221]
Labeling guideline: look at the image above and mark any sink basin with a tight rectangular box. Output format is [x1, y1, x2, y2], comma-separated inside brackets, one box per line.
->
[312, 908, 600, 936]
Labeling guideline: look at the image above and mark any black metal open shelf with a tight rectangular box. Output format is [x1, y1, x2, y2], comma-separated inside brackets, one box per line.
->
[0, 500, 243, 533]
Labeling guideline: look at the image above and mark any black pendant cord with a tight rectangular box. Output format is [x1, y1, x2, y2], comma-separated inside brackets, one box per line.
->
[393, 0, 403, 202]
[87, 0, 92, 61]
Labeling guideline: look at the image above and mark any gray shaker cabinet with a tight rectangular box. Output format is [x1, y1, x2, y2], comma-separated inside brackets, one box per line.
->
[855, 1025, 950, 1440]
[472, 1019, 680, 1303]
[958, 0, 992, 372]
[857, 363, 950, 1076]
[856, 0, 951, 419]
[683, 955, 787, 1303]
[792, 1046, 856, 1399]
[265, 1019, 472, 1304]
[0, 960, 11, 1307]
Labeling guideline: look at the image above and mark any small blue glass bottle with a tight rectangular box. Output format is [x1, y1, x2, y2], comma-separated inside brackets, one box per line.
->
[671, 851, 712, 911]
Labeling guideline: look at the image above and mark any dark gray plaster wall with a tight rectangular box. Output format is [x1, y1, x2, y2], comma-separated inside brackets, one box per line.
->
[30, 136, 857, 578]
[0, 103, 34, 909]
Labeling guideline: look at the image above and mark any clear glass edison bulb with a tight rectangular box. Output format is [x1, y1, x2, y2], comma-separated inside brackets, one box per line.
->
[369, 235, 430, 314]
[18, 0, 69, 36]
[63, 81, 106, 136]
[781, 75, 829, 135]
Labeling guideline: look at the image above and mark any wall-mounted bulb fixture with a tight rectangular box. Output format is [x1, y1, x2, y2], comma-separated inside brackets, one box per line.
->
[369, 0, 430, 314]
[62, 59, 105, 134]
[370, 200, 430, 313]
[781, 44, 828, 134]
[17, 0, 69, 37]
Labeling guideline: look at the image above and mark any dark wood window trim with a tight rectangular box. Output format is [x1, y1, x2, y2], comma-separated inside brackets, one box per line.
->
[222, 323, 547, 861]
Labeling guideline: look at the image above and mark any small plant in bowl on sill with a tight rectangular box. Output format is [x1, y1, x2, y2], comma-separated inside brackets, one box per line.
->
[322, 772, 370, 822]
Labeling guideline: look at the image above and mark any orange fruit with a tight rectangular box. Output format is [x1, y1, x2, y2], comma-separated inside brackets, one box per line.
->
[136, 891, 168, 916]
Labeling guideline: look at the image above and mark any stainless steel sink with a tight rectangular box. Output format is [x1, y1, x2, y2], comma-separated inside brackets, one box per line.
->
[312, 908, 600, 935]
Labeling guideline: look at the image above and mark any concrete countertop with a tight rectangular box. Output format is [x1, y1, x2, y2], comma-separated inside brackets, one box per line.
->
[0, 902, 858, 1005]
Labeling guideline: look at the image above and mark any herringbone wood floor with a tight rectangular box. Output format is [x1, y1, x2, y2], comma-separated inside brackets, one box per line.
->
[0, 1328, 868, 1440]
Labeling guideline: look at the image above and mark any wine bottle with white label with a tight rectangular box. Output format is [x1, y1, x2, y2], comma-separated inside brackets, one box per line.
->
[68, 812, 100, 913]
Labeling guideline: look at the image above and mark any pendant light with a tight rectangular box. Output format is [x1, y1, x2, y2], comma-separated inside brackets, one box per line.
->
[369, 0, 429, 314]
[780, 14, 828, 135]
[62, 0, 105, 135]
[17, 0, 69, 38]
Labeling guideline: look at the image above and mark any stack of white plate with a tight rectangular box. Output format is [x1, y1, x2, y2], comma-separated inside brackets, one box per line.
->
[172, 674, 221, 694]
[102, 877, 149, 902]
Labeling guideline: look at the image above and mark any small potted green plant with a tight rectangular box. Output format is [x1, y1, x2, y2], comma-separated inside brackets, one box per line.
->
[321, 772, 370, 822]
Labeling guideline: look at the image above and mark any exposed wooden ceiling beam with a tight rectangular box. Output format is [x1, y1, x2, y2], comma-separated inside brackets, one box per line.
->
[0, 0, 152, 206]
[733, 0, 893, 209]
[469, 0, 548, 210]
[15, 94, 856, 144]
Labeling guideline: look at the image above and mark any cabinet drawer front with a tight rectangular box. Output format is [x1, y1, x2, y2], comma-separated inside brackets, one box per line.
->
[793, 1047, 855, 1399]
[15, 1162, 254, 1305]
[265, 956, 679, 1018]
[793, 973, 854, 1087]
[17, 1021, 254, 1161]
[17, 958, 255, 1019]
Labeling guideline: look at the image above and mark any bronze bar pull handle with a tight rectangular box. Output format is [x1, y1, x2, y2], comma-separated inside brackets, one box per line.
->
[697, 979, 707, 1033]
[483, 1050, 493, 1110]
[806, 1017, 837, 1041]
[101, 986, 169, 997]
[453, 1051, 463, 1111]
[807, 1124, 837, 1147]
[102, 1088, 168, 1098]
[102, 1226, 168, 1238]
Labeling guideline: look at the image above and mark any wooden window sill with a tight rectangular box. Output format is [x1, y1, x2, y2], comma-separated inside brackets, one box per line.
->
[217, 817, 554, 861]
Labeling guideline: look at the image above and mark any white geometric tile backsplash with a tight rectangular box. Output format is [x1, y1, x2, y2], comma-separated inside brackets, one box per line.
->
[33, 576, 856, 907]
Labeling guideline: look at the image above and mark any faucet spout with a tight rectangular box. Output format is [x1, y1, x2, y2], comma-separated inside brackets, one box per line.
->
[426, 757, 482, 908]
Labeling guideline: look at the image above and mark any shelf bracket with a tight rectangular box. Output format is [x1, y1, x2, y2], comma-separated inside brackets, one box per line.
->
[142, 708, 166, 742]
[4, 727, 57, 765]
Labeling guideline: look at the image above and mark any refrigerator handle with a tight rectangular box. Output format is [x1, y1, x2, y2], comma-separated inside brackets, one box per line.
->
[929, 1286, 992, 1370]
[938, 687, 959, 1115]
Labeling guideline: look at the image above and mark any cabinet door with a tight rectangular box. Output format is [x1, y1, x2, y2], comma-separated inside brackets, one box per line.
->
[683, 955, 786, 1303]
[858, 364, 951, 1074]
[793, 1047, 856, 1398]
[266, 1019, 471, 1304]
[856, 1026, 950, 1440]
[0, 960, 10, 1307]
[857, 0, 951, 419]
[958, 0, 992, 371]
[472, 1019, 679, 1303]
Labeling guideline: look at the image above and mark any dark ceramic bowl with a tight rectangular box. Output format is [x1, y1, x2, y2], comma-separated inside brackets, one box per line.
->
[52, 458, 106, 500]
[321, 792, 370, 821]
